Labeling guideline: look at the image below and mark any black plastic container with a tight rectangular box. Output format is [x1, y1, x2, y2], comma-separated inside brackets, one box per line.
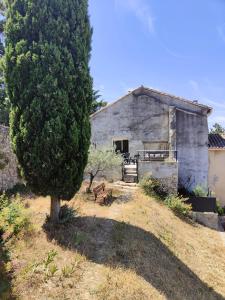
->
[186, 197, 217, 212]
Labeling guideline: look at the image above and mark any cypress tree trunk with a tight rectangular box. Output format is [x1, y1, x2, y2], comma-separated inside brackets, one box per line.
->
[50, 197, 61, 223]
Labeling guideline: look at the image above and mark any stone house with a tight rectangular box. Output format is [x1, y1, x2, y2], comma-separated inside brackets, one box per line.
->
[208, 134, 225, 206]
[91, 86, 212, 192]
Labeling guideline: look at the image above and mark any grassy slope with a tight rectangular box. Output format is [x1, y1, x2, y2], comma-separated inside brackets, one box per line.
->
[2, 184, 225, 300]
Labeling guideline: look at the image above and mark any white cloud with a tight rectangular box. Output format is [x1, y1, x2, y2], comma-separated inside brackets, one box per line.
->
[114, 0, 155, 34]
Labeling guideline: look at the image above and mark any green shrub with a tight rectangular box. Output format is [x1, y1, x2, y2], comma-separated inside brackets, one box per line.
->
[0, 198, 31, 238]
[165, 195, 192, 217]
[5, 184, 30, 198]
[216, 202, 225, 216]
[43, 250, 58, 269]
[0, 193, 10, 212]
[139, 176, 169, 199]
[192, 185, 207, 197]
[59, 205, 77, 224]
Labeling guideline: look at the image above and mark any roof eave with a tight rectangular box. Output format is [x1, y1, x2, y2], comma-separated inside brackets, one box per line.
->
[90, 86, 212, 118]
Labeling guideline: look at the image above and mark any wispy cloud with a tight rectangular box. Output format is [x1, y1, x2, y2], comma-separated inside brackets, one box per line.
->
[119, 81, 137, 94]
[203, 98, 225, 109]
[188, 79, 225, 127]
[217, 24, 225, 43]
[189, 80, 200, 93]
[188, 79, 225, 108]
[114, 0, 155, 34]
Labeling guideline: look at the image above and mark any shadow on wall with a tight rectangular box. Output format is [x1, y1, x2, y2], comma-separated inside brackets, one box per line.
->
[43, 217, 224, 300]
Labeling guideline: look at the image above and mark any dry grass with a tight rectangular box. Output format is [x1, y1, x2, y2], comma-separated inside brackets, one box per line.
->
[1, 181, 225, 300]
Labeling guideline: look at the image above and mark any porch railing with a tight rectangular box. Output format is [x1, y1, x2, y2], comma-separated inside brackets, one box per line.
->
[136, 150, 178, 162]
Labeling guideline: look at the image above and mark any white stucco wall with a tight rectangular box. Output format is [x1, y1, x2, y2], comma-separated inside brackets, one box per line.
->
[91, 89, 210, 190]
[176, 110, 209, 190]
[209, 149, 225, 206]
[91, 93, 170, 156]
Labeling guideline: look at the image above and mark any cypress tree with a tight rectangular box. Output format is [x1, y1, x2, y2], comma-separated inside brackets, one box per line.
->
[4, 0, 93, 222]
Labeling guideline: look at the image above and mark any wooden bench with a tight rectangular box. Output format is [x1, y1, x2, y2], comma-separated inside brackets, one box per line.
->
[93, 183, 111, 205]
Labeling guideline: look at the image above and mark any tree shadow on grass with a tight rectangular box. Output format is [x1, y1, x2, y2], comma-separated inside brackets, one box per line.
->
[0, 242, 16, 300]
[43, 217, 224, 300]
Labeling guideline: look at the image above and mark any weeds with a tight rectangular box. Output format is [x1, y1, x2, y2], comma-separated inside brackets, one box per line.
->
[43, 249, 58, 269]
[140, 177, 192, 218]
[112, 222, 126, 244]
[61, 264, 75, 278]
[28, 250, 82, 282]
[59, 205, 77, 224]
[0, 199, 31, 239]
[159, 228, 175, 249]
[46, 263, 58, 278]
[0, 193, 10, 211]
[0, 195, 32, 241]
[139, 176, 169, 199]
[216, 202, 225, 216]
[0, 244, 12, 299]
[192, 185, 207, 197]
[73, 231, 86, 246]
[165, 195, 192, 217]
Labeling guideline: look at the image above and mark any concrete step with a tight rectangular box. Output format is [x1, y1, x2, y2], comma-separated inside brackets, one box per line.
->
[124, 172, 137, 175]
[123, 174, 138, 183]
[124, 168, 137, 172]
[124, 165, 137, 168]
[114, 181, 138, 187]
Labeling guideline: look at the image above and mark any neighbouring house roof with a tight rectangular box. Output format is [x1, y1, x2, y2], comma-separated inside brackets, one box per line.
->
[208, 134, 225, 149]
[91, 86, 212, 117]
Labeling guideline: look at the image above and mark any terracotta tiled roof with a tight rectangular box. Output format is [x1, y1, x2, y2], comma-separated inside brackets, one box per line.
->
[208, 134, 225, 149]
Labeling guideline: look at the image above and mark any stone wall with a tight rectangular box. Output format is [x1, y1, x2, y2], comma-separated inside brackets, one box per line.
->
[138, 161, 178, 194]
[91, 93, 170, 157]
[84, 166, 122, 183]
[0, 125, 20, 191]
[91, 88, 210, 191]
[191, 212, 219, 230]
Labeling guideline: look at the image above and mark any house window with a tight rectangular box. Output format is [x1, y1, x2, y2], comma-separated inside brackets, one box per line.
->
[113, 140, 129, 154]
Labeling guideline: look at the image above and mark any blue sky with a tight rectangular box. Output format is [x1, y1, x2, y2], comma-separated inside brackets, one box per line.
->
[89, 0, 225, 128]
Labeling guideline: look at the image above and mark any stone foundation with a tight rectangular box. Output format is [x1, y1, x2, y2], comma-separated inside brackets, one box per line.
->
[0, 125, 20, 191]
[87, 166, 122, 183]
[138, 161, 178, 194]
[192, 212, 219, 230]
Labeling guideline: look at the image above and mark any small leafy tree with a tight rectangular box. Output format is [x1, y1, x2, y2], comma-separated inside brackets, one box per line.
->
[210, 123, 225, 135]
[85, 146, 122, 192]
[91, 90, 107, 114]
[5, 0, 93, 222]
